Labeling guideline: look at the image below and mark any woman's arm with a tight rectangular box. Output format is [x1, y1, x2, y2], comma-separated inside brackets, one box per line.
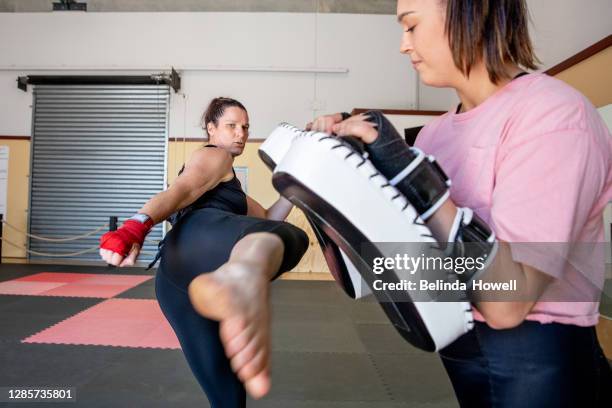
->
[246, 196, 294, 221]
[427, 200, 553, 329]
[100, 147, 233, 267]
[140, 148, 233, 223]
[315, 112, 554, 330]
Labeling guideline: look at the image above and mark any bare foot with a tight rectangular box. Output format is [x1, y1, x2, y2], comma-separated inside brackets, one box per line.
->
[188, 260, 272, 399]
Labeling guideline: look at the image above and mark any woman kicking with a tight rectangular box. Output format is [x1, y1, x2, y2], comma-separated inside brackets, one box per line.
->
[100, 97, 308, 407]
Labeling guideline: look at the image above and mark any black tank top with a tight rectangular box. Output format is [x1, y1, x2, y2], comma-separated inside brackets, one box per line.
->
[168, 145, 248, 226]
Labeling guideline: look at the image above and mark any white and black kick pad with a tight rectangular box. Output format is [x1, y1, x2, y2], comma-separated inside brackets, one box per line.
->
[264, 127, 474, 352]
[259, 124, 369, 299]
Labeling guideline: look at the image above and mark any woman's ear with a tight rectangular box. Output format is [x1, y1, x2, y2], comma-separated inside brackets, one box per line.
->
[206, 122, 216, 138]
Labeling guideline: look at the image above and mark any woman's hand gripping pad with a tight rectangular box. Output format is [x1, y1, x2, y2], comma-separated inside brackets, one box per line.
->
[364, 111, 451, 220]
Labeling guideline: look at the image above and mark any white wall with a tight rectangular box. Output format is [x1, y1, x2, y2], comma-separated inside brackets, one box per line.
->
[599, 104, 612, 132]
[0, 72, 32, 135]
[0, 12, 414, 139]
[527, 0, 611, 70]
[416, 0, 612, 111]
[0, 0, 610, 136]
[598, 105, 612, 267]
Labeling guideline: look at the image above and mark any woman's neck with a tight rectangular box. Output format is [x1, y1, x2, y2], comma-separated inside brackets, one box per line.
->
[206, 142, 237, 161]
[454, 62, 523, 113]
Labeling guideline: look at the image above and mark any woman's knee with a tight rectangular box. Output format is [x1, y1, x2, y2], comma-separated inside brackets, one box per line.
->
[282, 222, 309, 253]
[272, 222, 309, 262]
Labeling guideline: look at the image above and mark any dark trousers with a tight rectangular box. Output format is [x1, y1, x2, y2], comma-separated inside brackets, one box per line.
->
[156, 270, 246, 407]
[155, 208, 308, 407]
[440, 320, 612, 407]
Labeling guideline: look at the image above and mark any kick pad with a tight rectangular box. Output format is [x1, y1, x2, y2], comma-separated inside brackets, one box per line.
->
[269, 129, 474, 352]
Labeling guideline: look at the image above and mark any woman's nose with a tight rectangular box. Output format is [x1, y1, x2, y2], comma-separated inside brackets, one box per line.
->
[400, 33, 413, 55]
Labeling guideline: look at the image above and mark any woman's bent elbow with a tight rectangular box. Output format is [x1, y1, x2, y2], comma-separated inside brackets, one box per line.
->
[479, 302, 531, 330]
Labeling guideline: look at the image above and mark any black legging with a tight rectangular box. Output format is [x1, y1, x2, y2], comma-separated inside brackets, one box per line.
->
[155, 208, 308, 407]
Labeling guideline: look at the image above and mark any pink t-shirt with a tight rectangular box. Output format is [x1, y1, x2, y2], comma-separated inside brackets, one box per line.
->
[415, 73, 612, 327]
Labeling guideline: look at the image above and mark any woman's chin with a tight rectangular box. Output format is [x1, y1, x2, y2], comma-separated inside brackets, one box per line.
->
[231, 146, 245, 156]
[419, 73, 451, 88]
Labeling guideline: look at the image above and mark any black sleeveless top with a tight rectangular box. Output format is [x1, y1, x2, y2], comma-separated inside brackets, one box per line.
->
[168, 145, 248, 226]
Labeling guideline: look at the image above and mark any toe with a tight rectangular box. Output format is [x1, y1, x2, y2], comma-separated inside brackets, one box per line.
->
[221, 319, 252, 358]
[237, 347, 267, 382]
[245, 370, 271, 400]
[229, 334, 260, 374]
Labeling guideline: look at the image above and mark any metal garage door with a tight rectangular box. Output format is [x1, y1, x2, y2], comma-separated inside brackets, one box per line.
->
[29, 84, 169, 263]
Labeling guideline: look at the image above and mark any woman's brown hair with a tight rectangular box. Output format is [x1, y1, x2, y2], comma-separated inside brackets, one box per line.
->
[443, 0, 539, 83]
[201, 97, 247, 136]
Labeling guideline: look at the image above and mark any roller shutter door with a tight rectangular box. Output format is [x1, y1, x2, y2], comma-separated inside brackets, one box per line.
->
[29, 84, 168, 263]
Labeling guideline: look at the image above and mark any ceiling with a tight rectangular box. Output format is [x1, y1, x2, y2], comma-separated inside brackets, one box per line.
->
[0, 0, 397, 14]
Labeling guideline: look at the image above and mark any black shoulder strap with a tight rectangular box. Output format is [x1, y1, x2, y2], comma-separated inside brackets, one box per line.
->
[456, 71, 530, 113]
[513, 71, 529, 80]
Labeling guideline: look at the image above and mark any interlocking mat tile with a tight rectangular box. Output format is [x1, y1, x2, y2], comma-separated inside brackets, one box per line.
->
[0, 272, 152, 298]
[22, 298, 179, 349]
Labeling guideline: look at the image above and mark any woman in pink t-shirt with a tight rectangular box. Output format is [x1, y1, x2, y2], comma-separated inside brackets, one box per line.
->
[310, 0, 611, 406]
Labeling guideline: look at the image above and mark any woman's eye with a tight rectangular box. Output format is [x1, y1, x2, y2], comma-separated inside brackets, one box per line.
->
[228, 124, 236, 128]
[406, 26, 415, 33]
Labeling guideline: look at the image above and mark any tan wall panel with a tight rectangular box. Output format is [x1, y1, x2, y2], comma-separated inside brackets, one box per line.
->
[1, 139, 30, 260]
[167, 140, 202, 186]
[232, 143, 278, 207]
[596, 317, 612, 359]
[554, 47, 612, 107]
[285, 207, 330, 273]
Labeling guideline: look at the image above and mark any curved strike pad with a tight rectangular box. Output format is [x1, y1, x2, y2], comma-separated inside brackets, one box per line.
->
[258, 123, 303, 171]
[259, 124, 369, 299]
[271, 129, 473, 351]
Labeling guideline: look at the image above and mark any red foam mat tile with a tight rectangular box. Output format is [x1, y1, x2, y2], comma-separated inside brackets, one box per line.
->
[137, 324, 183, 349]
[17, 272, 91, 283]
[0, 281, 66, 296]
[77, 275, 151, 286]
[0, 272, 152, 298]
[22, 298, 180, 349]
[40, 284, 138, 299]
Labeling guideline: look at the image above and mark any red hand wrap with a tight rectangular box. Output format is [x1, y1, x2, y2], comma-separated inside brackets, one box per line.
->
[99, 219, 154, 257]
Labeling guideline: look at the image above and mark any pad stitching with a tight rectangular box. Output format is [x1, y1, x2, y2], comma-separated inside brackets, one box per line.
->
[285, 128, 475, 331]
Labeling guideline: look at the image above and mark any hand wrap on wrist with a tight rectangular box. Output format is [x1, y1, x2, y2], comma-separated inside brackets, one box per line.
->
[446, 207, 498, 284]
[99, 218, 153, 257]
[364, 110, 450, 220]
